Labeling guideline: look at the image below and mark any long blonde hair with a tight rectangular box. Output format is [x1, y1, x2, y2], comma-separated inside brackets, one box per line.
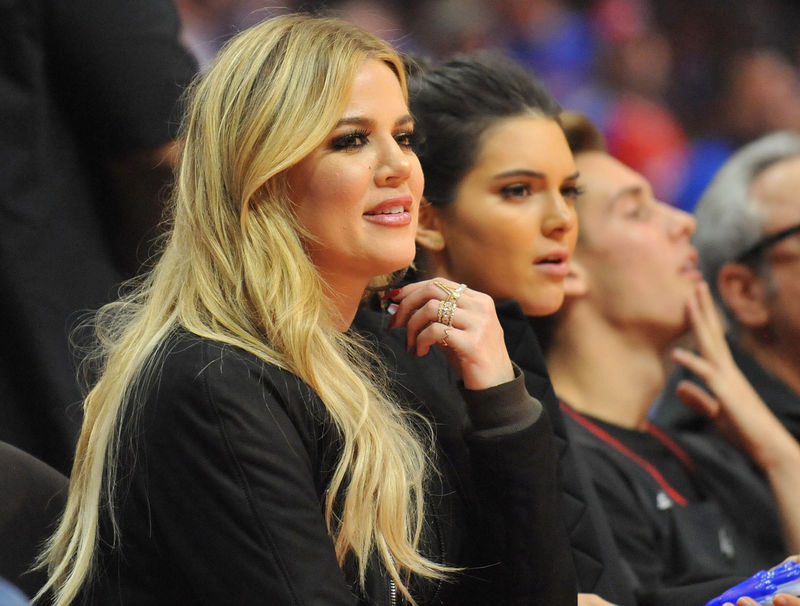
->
[39, 14, 446, 605]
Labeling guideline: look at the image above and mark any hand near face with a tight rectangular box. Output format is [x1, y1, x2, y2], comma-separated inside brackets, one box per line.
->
[386, 278, 514, 390]
[670, 281, 794, 468]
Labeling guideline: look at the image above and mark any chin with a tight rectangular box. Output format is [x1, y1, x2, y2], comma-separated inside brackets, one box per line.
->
[520, 292, 565, 317]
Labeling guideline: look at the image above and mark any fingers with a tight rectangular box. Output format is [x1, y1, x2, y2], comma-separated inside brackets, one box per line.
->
[675, 379, 721, 419]
[385, 278, 514, 389]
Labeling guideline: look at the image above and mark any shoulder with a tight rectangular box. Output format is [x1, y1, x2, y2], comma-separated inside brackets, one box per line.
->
[135, 330, 329, 456]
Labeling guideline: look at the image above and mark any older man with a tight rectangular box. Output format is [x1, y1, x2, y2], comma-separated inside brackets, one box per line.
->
[654, 132, 800, 440]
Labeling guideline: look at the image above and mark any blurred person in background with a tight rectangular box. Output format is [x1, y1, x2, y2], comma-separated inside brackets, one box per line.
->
[0, 0, 197, 474]
[541, 112, 800, 605]
[653, 132, 800, 443]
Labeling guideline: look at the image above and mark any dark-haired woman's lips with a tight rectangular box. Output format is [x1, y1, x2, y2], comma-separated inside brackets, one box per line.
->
[534, 250, 570, 277]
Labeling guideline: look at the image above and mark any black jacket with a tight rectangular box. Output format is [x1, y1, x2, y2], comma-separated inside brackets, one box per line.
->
[497, 300, 637, 606]
[83, 312, 575, 605]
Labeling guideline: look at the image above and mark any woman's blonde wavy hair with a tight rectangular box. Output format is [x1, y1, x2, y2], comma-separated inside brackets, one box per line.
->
[38, 13, 447, 605]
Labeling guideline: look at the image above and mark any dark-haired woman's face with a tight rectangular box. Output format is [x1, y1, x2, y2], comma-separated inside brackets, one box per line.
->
[422, 116, 579, 316]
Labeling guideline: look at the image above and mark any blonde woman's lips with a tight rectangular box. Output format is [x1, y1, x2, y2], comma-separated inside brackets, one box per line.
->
[363, 196, 412, 226]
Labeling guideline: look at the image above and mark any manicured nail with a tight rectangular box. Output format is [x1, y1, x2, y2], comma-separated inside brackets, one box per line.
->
[383, 288, 401, 300]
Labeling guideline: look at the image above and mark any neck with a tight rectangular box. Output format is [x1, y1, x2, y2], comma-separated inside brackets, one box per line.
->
[319, 272, 369, 332]
[547, 307, 669, 430]
[740, 328, 800, 397]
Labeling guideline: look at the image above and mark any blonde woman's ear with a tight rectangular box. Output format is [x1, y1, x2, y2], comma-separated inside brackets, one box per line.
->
[415, 199, 446, 251]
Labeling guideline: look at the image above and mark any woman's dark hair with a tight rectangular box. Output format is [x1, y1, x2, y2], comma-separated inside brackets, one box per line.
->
[407, 51, 562, 208]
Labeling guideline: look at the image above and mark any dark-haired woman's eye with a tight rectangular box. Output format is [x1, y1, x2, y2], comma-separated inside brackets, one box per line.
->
[500, 183, 531, 199]
[562, 185, 585, 201]
[331, 129, 370, 151]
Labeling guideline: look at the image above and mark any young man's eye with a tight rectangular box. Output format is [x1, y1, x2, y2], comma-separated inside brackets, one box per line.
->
[625, 203, 649, 219]
[331, 129, 370, 151]
[500, 183, 531, 199]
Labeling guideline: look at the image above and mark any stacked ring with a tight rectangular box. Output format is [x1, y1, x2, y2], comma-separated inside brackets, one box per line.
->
[434, 281, 468, 306]
[437, 300, 456, 327]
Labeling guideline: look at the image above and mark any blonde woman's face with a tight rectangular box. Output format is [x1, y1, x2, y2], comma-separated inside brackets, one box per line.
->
[287, 59, 423, 294]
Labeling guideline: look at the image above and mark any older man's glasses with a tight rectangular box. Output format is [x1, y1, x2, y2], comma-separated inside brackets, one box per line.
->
[735, 222, 800, 263]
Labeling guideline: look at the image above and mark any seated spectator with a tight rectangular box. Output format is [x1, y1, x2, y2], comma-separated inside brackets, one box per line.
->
[653, 132, 800, 442]
[404, 51, 635, 605]
[37, 14, 572, 606]
[540, 112, 800, 605]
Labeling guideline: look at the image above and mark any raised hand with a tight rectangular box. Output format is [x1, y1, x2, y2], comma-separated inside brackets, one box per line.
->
[386, 278, 514, 390]
[672, 281, 800, 552]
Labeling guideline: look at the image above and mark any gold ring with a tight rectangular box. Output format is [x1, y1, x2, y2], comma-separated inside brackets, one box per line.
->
[450, 284, 467, 301]
[437, 299, 455, 325]
[434, 281, 454, 298]
[441, 327, 450, 348]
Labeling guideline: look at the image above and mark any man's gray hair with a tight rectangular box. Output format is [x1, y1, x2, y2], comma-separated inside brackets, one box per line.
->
[694, 131, 800, 303]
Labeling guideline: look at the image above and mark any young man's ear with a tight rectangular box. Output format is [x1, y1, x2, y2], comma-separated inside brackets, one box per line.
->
[564, 256, 589, 298]
[415, 199, 446, 251]
[717, 262, 770, 327]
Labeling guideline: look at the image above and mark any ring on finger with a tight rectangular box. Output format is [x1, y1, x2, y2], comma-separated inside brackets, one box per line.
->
[437, 299, 455, 326]
[450, 283, 467, 301]
[440, 326, 450, 348]
[434, 281, 454, 298]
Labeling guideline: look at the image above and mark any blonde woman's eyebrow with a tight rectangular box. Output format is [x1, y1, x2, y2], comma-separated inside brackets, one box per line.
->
[334, 114, 414, 129]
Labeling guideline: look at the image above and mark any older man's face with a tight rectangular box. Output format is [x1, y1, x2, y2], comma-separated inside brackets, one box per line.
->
[750, 155, 800, 342]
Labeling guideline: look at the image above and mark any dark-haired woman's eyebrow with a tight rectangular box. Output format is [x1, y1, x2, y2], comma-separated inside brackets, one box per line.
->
[493, 169, 546, 180]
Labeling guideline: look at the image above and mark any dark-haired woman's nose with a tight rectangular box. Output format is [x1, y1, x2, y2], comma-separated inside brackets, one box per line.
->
[542, 193, 577, 237]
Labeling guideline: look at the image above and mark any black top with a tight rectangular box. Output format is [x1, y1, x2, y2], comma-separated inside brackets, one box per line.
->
[497, 301, 638, 605]
[82, 313, 575, 605]
[563, 404, 786, 606]
[653, 336, 800, 443]
[0, 0, 197, 474]
[0, 441, 68, 599]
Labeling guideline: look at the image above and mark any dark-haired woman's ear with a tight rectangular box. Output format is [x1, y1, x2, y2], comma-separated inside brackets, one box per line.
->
[564, 257, 589, 299]
[415, 199, 446, 251]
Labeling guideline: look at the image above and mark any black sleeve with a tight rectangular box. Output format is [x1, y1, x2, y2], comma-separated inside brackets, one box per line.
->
[46, 0, 197, 153]
[133, 341, 361, 605]
[466, 403, 578, 605]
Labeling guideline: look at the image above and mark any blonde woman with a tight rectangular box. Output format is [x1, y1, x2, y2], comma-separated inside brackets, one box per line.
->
[38, 14, 569, 606]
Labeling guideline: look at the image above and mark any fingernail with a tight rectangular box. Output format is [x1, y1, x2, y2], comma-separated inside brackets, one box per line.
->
[383, 288, 401, 300]
[387, 303, 398, 316]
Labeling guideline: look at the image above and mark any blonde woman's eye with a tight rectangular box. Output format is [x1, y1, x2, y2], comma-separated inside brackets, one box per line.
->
[395, 131, 415, 149]
[331, 129, 370, 151]
[500, 183, 531, 199]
